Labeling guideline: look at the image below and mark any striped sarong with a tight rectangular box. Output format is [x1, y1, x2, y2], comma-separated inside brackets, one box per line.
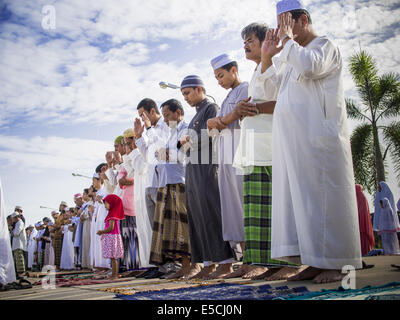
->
[149, 183, 191, 265]
[13, 249, 26, 274]
[243, 166, 296, 267]
[53, 237, 63, 267]
[119, 216, 138, 270]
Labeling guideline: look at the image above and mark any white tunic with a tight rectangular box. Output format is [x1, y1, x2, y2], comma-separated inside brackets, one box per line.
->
[90, 190, 110, 269]
[12, 219, 27, 251]
[60, 225, 75, 270]
[128, 149, 153, 268]
[217, 82, 248, 244]
[0, 178, 16, 284]
[268, 37, 362, 269]
[27, 229, 38, 268]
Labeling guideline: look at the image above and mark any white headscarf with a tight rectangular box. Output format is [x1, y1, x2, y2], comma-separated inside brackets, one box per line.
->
[377, 198, 400, 234]
[0, 178, 16, 284]
[373, 181, 396, 231]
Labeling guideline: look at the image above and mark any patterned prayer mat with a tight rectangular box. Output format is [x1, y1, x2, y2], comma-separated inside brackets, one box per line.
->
[33, 273, 137, 287]
[113, 282, 311, 300]
[283, 282, 400, 300]
[98, 279, 234, 295]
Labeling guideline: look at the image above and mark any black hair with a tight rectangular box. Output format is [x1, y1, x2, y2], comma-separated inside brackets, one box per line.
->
[160, 99, 185, 116]
[83, 188, 89, 195]
[137, 98, 160, 114]
[95, 163, 107, 173]
[241, 22, 269, 43]
[220, 61, 238, 72]
[289, 9, 312, 24]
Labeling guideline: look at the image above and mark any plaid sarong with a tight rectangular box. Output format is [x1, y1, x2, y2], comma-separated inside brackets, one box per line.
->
[149, 183, 191, 265]
[53, 236, 63, 267]
[243, 166, 296, 267]
[13, 249, 26, 274]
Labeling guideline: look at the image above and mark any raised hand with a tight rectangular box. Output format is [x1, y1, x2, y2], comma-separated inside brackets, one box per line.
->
[133, 117, 144, 139]
[262, 28, 282, 58]
[140, 112, 152, 129]
[278, 12, 296, 42]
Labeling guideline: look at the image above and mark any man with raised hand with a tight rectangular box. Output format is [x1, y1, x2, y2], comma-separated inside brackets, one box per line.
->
[262, 0, 362, 283]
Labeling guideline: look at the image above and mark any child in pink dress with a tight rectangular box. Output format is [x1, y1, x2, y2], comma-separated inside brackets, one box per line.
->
[97, 194, 125, 279]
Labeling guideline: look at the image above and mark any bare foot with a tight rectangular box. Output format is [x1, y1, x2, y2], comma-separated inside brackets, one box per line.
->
[166, 268, 190, 280]
[242, 266, 267, 279]
[264, 267, 300, 281]
[312, 270, 345, 284]
[223, 264, 250, 279]
[203, 264, 233, 280]
[195, 265, 217, 280]
[250, 268, 280, 280]
[182, 263, 202, 280]
[287, 266, 321, 281]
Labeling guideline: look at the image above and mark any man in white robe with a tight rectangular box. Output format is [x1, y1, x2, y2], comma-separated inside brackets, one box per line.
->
[0, 178, 16, 285]
[11, 212, 27, 276]
[262, 0, 362, 283]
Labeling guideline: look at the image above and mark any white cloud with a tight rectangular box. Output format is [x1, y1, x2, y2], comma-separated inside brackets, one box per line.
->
[0, 134, 111, 173]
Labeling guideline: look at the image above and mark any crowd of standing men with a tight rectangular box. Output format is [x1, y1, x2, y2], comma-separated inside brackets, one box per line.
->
[3, 0, 400, 287]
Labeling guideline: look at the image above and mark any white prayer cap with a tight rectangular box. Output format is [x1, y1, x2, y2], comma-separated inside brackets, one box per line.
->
[28, 224, 34, 228]
[93, 173, 100, 179]
[60, 201, 68, 207]
[11, 212, 19, 218]
[276, 0, 305, 16]
[210, 54, 235, 71]
[35, 222, 43, 227]
[15, 205, 22, 210]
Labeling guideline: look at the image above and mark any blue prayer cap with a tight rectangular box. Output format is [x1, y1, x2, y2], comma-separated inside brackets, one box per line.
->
[276, 0, 305, 16]
[180, 75, 205, 90]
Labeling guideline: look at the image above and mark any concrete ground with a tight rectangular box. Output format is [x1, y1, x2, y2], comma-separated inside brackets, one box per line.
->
[0, 256, 399, 300]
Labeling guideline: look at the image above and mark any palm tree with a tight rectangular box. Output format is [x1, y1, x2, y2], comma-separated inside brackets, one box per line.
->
[346, 50, 400, 194]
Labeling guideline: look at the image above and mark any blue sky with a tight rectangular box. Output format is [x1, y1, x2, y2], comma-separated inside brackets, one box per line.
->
[1, 0, 400, 227]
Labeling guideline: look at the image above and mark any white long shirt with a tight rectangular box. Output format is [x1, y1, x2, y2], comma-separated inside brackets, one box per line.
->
[12, 219, 27, 251]
[267, 36, 362, 269]
[233, 63, 279, 169]
[135, 117, 170, 189]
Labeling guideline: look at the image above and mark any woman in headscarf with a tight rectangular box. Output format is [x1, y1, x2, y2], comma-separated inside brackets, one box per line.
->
[355, 185, 375, 256]
[377, 198, 400, 255]
[373, 181, 396, 232]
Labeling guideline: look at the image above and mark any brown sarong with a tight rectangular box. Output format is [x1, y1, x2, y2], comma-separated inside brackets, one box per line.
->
[53, 236, 63, 266]
[149, 184, 191, 265]
[13, 249, 26, 274]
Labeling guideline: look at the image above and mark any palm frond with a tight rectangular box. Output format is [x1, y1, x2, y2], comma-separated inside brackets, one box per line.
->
[377, 90, 400, 121]
[383, 121, 400, 184]
[348, 51, 378, 86]
[345, 98, 370, 122]
[350, 123, 375, 193]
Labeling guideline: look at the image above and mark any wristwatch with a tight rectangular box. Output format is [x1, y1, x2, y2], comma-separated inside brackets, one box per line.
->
[281, 35, 292, 43]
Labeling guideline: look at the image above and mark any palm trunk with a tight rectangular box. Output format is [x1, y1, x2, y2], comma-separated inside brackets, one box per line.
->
[372, 123, 386, 183]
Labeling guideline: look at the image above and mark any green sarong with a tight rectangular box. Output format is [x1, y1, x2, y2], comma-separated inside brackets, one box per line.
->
[242, 166, 297, 267]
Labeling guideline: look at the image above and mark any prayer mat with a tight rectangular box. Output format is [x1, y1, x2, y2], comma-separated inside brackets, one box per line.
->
[33, 273, 134, 287]
[114, 282, 310, 300]
[283, 282, 400, 300]
[98, 279, 232, 295]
